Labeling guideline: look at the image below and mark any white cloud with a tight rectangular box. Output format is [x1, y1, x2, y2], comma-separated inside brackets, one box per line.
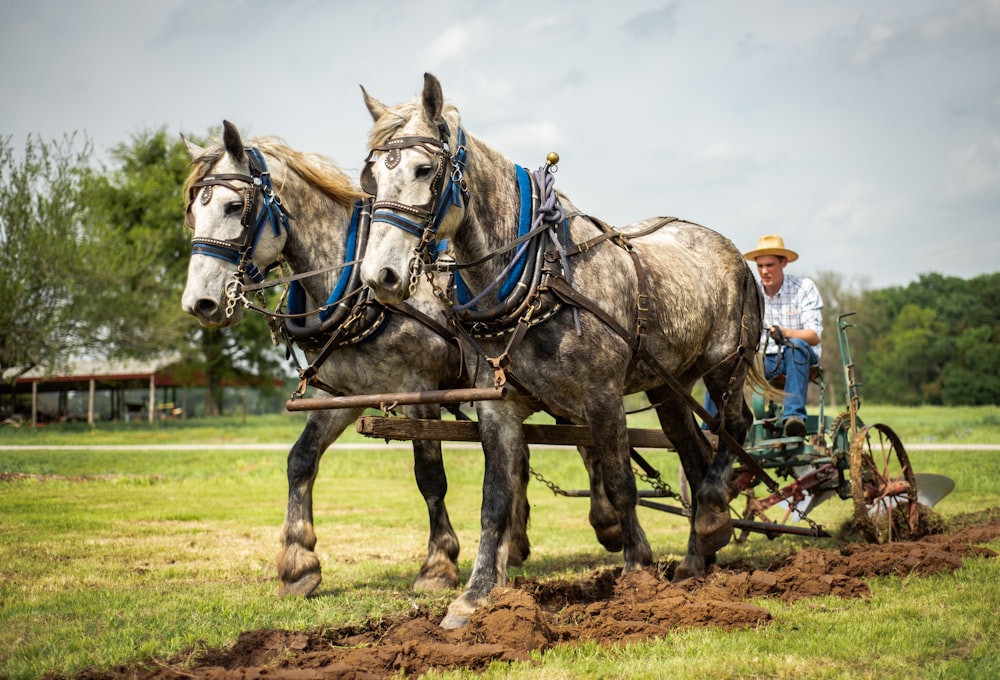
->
[948, 136, 1000, 197]
[425, 19, 489, 69]
[485, 121, 563, 158]
[849, 23, 896, 66]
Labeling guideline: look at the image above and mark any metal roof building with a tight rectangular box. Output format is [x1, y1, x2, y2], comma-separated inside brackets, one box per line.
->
[4, 355, 188, 425]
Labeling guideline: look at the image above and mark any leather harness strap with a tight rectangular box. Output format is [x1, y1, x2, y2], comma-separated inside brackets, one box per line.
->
[530, 217, 778, 491]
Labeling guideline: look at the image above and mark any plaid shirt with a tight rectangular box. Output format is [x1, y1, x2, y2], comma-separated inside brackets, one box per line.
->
[760, 273, 824, 357]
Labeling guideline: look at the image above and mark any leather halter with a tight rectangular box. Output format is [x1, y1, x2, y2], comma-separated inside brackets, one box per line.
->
[362, 124, 469, 268]
[187, 147, 293, 284]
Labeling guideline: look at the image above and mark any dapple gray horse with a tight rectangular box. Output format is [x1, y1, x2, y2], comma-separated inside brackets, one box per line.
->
[358, 74, 766, 628]
[181, 120, 505, 595]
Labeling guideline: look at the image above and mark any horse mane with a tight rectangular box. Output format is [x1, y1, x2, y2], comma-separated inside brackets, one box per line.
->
[183, 136, 366, 210]
[367, 100, 461, 148]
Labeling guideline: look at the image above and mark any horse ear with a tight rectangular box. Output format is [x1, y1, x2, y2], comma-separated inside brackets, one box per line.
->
[422, 73, 444, 122]
[361, 86, 388, 121]
[222, 120, 246, 162]
[181, 134, 204, 161]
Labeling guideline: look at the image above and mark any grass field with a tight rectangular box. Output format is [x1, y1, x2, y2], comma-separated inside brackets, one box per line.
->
[1, 405, 999, 679]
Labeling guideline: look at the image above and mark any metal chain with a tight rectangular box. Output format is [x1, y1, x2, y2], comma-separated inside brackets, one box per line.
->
[529, 466, 571, 497]
[224, 275, 249, 319]
[790, 504, 824, 535]
[634, 466, 688, 510]
[528, 463, 688, 510]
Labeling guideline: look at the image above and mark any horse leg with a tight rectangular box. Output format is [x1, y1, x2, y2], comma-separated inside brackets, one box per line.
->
[576, 444, 623, 552]
[586, 400, 653, 572]
[553, 414, 622, 552]
[441, 399, 530, 629]
[508, 438, 532, 567]
[648, 388, 719, 580]
[671, 366, 754, 578]
[697, 374, 753, 546]
[404, 403, 461, 591]
[277, 407, 360, 597]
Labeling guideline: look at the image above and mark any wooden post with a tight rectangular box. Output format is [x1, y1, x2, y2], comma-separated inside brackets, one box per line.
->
[88, 379, 95, 426]
[148, 375, 155, 423]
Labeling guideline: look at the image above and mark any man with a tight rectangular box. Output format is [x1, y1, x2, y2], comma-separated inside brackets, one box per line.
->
[745, 234, 823, 437]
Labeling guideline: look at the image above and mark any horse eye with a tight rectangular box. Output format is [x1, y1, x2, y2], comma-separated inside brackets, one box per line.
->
[415, 164, 434, 180]
[224, 201, 243, 216]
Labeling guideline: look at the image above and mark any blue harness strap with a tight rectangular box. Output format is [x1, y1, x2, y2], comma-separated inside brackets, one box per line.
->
[454, 164, 532, 307]
[288, 200, 363, 323]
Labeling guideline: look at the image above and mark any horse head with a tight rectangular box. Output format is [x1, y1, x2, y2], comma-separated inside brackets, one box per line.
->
[181, 120, 291, 327]
[359, 73, 467, 304]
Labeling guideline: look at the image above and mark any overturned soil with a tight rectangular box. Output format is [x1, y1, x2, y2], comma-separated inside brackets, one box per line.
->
[86, 508, 1000, 680]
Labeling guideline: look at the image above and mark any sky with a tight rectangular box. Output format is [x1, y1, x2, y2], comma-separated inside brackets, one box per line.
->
[3, 0, 999, 290]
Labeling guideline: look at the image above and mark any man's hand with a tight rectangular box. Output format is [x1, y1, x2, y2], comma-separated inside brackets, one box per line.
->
[768, 325, 786, 344]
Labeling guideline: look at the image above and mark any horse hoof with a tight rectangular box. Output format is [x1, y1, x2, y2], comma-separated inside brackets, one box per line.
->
[695, 505, 733, 554]
[440, 597, 477, 629]
[279, 571, 322, 598]
[595, 524, 624, 553]
[413, 573, 459, 592]
[507, 533, 530, 567]
[673, 554, 706, 581]
[440, 612, 470, 630]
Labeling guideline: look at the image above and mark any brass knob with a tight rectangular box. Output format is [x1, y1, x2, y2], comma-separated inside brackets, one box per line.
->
[546, 152, 560, 165]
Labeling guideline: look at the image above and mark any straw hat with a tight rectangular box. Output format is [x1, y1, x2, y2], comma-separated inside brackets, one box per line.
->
[744, 234, 798, 263]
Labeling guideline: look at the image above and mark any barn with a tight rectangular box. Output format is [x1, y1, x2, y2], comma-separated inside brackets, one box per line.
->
[2, 355, 192, 425]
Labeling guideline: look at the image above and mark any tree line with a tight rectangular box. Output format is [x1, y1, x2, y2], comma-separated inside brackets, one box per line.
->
[1, 130, 997, 416]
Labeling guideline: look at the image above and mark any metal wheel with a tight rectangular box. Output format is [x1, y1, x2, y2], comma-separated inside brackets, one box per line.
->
[830, 410, 859, 454]
[849, 423, 918, 542]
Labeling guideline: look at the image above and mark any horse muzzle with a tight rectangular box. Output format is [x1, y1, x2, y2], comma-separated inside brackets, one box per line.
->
[363, 263, 411, 305]
[181, 290, 243, 328]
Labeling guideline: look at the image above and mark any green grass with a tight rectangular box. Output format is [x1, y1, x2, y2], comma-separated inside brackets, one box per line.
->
[1, 405, 999, 678]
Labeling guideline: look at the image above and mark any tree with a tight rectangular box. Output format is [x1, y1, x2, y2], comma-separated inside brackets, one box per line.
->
[863, 305, 954, 405]
[0, 133, 97, 377]
[81, 129, 195, 356]
[941, 325, 1000, 405]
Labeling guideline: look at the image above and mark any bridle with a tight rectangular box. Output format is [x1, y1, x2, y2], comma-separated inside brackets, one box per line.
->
[186, 147, 293, 285]
[361, 121, 469, 291]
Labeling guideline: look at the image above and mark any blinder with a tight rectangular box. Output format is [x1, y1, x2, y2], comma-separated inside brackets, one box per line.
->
[186, 147, 292, 284]
[362, 128, 468, 266]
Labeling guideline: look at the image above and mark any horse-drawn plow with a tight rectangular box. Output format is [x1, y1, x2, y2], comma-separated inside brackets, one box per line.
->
[288, 312, 953, 546]
[184, 77, 951, 630]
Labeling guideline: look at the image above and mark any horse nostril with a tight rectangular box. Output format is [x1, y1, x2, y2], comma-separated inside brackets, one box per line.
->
[195, 298, 219, 318]
[378, 267, 400, 290]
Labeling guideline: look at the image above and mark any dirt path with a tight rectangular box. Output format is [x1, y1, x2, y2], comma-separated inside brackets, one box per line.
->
[77, 507, 1000, 679]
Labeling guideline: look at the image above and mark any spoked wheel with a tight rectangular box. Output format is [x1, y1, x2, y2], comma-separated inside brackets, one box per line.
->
[849, 423, 918, 542]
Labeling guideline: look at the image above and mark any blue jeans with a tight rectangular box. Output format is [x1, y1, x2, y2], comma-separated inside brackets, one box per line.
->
[763, 339, 818, 421]
[703, 338, 818, 425]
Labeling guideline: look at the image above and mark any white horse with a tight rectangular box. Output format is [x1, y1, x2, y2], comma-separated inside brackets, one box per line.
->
[358, 75, 766, 628]
[181, 120, 517, 595]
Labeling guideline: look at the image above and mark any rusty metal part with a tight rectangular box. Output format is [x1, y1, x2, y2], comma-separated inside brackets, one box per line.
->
[849, 423, 918, 542]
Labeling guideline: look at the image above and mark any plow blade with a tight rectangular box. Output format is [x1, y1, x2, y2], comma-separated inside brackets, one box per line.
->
[914, 473, 955, 508]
